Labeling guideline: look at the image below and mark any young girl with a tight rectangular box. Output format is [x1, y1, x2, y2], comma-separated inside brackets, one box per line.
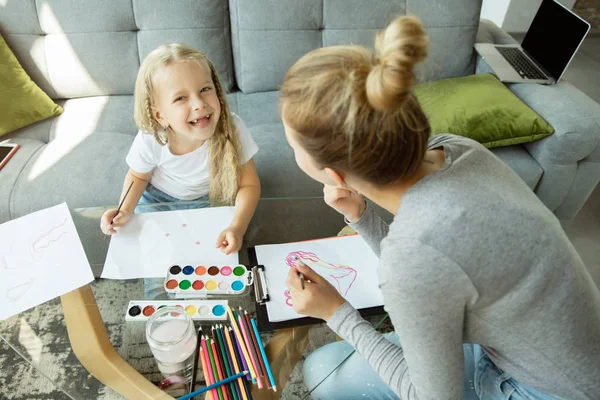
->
[100, 43, 260, 299]
[281, 16, 599, 400]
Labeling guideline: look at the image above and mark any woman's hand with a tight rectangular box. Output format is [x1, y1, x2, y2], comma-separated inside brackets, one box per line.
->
[285, 260, 346, 321]
[323, 184, 366, 223]
[100, 209, 131, 235]
[216, 225, 243, 255]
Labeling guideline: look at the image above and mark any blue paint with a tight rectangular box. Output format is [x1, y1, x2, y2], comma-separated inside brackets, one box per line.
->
[231, 280, 244, 292]
[212, 305, 225, 316]
[182, 265, 194, 275]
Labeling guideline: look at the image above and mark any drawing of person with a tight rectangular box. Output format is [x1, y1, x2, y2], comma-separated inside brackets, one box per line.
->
[283, 251, 357, 307]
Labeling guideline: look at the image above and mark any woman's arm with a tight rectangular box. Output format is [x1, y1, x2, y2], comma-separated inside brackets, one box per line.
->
[347, 205, 389, 257]
[327, 240, 476, 399]
[323, 185, 389, 257]
[217, 159, 261, 254]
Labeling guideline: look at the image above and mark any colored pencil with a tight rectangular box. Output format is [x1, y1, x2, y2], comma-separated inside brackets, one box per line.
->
[217, 325, 241, 400]
[176, 371, 248, 400]
[251, 318, 276, 392]
[224, 326, 250, 400]
[293, 257, 306, 289]
[238, 314, 263, 389]
[229, 309, 250, 381]
[225, 306, 258, 381]
[189, 326, 203, 394]
[228, 326, 254, 398]
[232, 323, 251, 382]
[210, 336, 229, 400]
[202, 336, 219, 400]
[111, 180, 133, 225]
[223, 324, 247, 400]
[243, 310, 269, 388]
[206, 337, 225, 400]
[199, 341, 215, 400]
[213, 326, 234, 400]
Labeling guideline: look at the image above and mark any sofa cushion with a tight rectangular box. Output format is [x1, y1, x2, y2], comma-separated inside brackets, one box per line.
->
[0, 0, 235, 99]
[415, 74, 554, 148]
[249, 122, 323, 197]
[0, 34, 63, 136]
[9, 132, 133, 219]
[2, 96, 137, 144]
[134, 0, 235, 91]
[229, 0, 482, 94]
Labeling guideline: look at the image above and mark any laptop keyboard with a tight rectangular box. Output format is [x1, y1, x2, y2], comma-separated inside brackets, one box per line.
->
[495, 47, 547, 80]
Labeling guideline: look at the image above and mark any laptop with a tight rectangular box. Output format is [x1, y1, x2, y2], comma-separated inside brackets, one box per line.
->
[475, 0, 590, 84]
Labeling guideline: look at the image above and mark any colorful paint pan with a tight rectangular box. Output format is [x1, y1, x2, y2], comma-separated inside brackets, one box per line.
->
[125, 300, 229, 322]
[164, 264, 252, 299]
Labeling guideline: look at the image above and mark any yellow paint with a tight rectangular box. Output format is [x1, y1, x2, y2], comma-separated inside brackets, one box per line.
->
[205, 280, 218, 290]
[185, 305, 197, 316]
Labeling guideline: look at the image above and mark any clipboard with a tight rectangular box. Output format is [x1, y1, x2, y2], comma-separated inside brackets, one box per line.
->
[247, 247, 386, 331]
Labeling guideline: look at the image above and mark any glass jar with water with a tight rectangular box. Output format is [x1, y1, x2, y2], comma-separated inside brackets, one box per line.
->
[146, 306, 197, 382]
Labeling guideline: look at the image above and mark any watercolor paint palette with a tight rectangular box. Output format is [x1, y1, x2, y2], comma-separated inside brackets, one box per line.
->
[125, 300, 229, 322]
[164, 264, 253, 299]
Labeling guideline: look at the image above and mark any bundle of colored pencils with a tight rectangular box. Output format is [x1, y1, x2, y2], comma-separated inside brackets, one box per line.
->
[181, 307, 276, 400]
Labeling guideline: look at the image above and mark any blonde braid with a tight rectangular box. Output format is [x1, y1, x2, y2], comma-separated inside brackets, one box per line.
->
[145, 82, 167, 146]
[208, 66, 241, 204]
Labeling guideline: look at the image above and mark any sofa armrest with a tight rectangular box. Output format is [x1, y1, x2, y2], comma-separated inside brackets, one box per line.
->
[473, 19, 600, 223]
[510, 82, 600, 213]
[475, 19, 518, 75]
[476, 19, 519, 46]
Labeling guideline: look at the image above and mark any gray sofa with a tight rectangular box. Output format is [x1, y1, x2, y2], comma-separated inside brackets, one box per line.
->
[1, 0, 599, 270]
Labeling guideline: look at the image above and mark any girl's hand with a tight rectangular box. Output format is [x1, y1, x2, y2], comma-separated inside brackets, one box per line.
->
[216, 225, 243, 255]
[100, 209, 131, 235]
[323, 184, 367, 223]
[285, 260, 346, 321]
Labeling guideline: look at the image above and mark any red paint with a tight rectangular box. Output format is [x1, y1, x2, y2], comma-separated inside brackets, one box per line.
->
[192, 280, 205, 290]
[165, 280, 178, 290]
[143, 305, 155, 316]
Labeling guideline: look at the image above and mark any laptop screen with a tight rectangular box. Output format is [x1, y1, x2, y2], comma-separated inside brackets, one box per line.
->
[522, 0, 590, 80]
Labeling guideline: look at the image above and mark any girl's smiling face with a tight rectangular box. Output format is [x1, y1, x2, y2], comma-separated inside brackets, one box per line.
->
[152, 60, 221, 146]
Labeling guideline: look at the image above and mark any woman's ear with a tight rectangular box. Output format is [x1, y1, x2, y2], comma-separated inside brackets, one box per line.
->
[325, 167, 346, 186]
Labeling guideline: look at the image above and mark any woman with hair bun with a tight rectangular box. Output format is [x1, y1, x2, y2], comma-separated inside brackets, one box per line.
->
[281, 16, 600, 400]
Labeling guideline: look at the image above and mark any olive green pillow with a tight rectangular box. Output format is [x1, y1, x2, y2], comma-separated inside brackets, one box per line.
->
[413, 73, 553, 148]
[0, 34, 63, 137]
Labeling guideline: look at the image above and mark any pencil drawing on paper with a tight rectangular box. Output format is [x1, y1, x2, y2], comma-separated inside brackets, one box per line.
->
[0, 218, 69, 303]
[283, 251, 357, 307]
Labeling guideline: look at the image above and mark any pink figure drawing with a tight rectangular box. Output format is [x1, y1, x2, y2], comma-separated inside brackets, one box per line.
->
[283, 251, 357, 307]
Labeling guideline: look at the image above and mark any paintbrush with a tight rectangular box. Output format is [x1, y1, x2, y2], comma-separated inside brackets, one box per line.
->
[105, 181, 134, 239]
[111, 180, 134, 225]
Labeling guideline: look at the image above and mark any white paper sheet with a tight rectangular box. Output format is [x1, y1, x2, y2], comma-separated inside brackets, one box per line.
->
[255, 235, 384, 323]
[0, 203, 94, 320]
[102, 207, 239, 279]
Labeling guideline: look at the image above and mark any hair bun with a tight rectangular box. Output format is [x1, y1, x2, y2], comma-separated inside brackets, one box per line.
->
[366, 16, 429, 112]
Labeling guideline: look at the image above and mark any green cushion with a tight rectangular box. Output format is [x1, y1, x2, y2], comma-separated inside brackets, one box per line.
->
[413, 73, 554, 148]
[0, 34, 63, 137]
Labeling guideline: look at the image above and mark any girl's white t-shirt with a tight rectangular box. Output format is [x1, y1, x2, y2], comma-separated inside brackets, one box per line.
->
[126, 114, 258, 200]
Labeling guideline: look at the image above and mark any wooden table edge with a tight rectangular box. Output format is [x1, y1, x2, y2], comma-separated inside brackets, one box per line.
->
[60, 283, 312, 399]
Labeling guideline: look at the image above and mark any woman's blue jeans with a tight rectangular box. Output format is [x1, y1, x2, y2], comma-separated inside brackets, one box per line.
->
[303, 332, 564, 400]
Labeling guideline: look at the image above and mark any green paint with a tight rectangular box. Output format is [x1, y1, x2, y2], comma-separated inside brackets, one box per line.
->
[179, 280, 191, 290]
[233, 266, 246, 276]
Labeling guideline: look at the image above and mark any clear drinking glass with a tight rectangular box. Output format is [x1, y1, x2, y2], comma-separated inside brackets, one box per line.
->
[145, 306, 197, 382]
